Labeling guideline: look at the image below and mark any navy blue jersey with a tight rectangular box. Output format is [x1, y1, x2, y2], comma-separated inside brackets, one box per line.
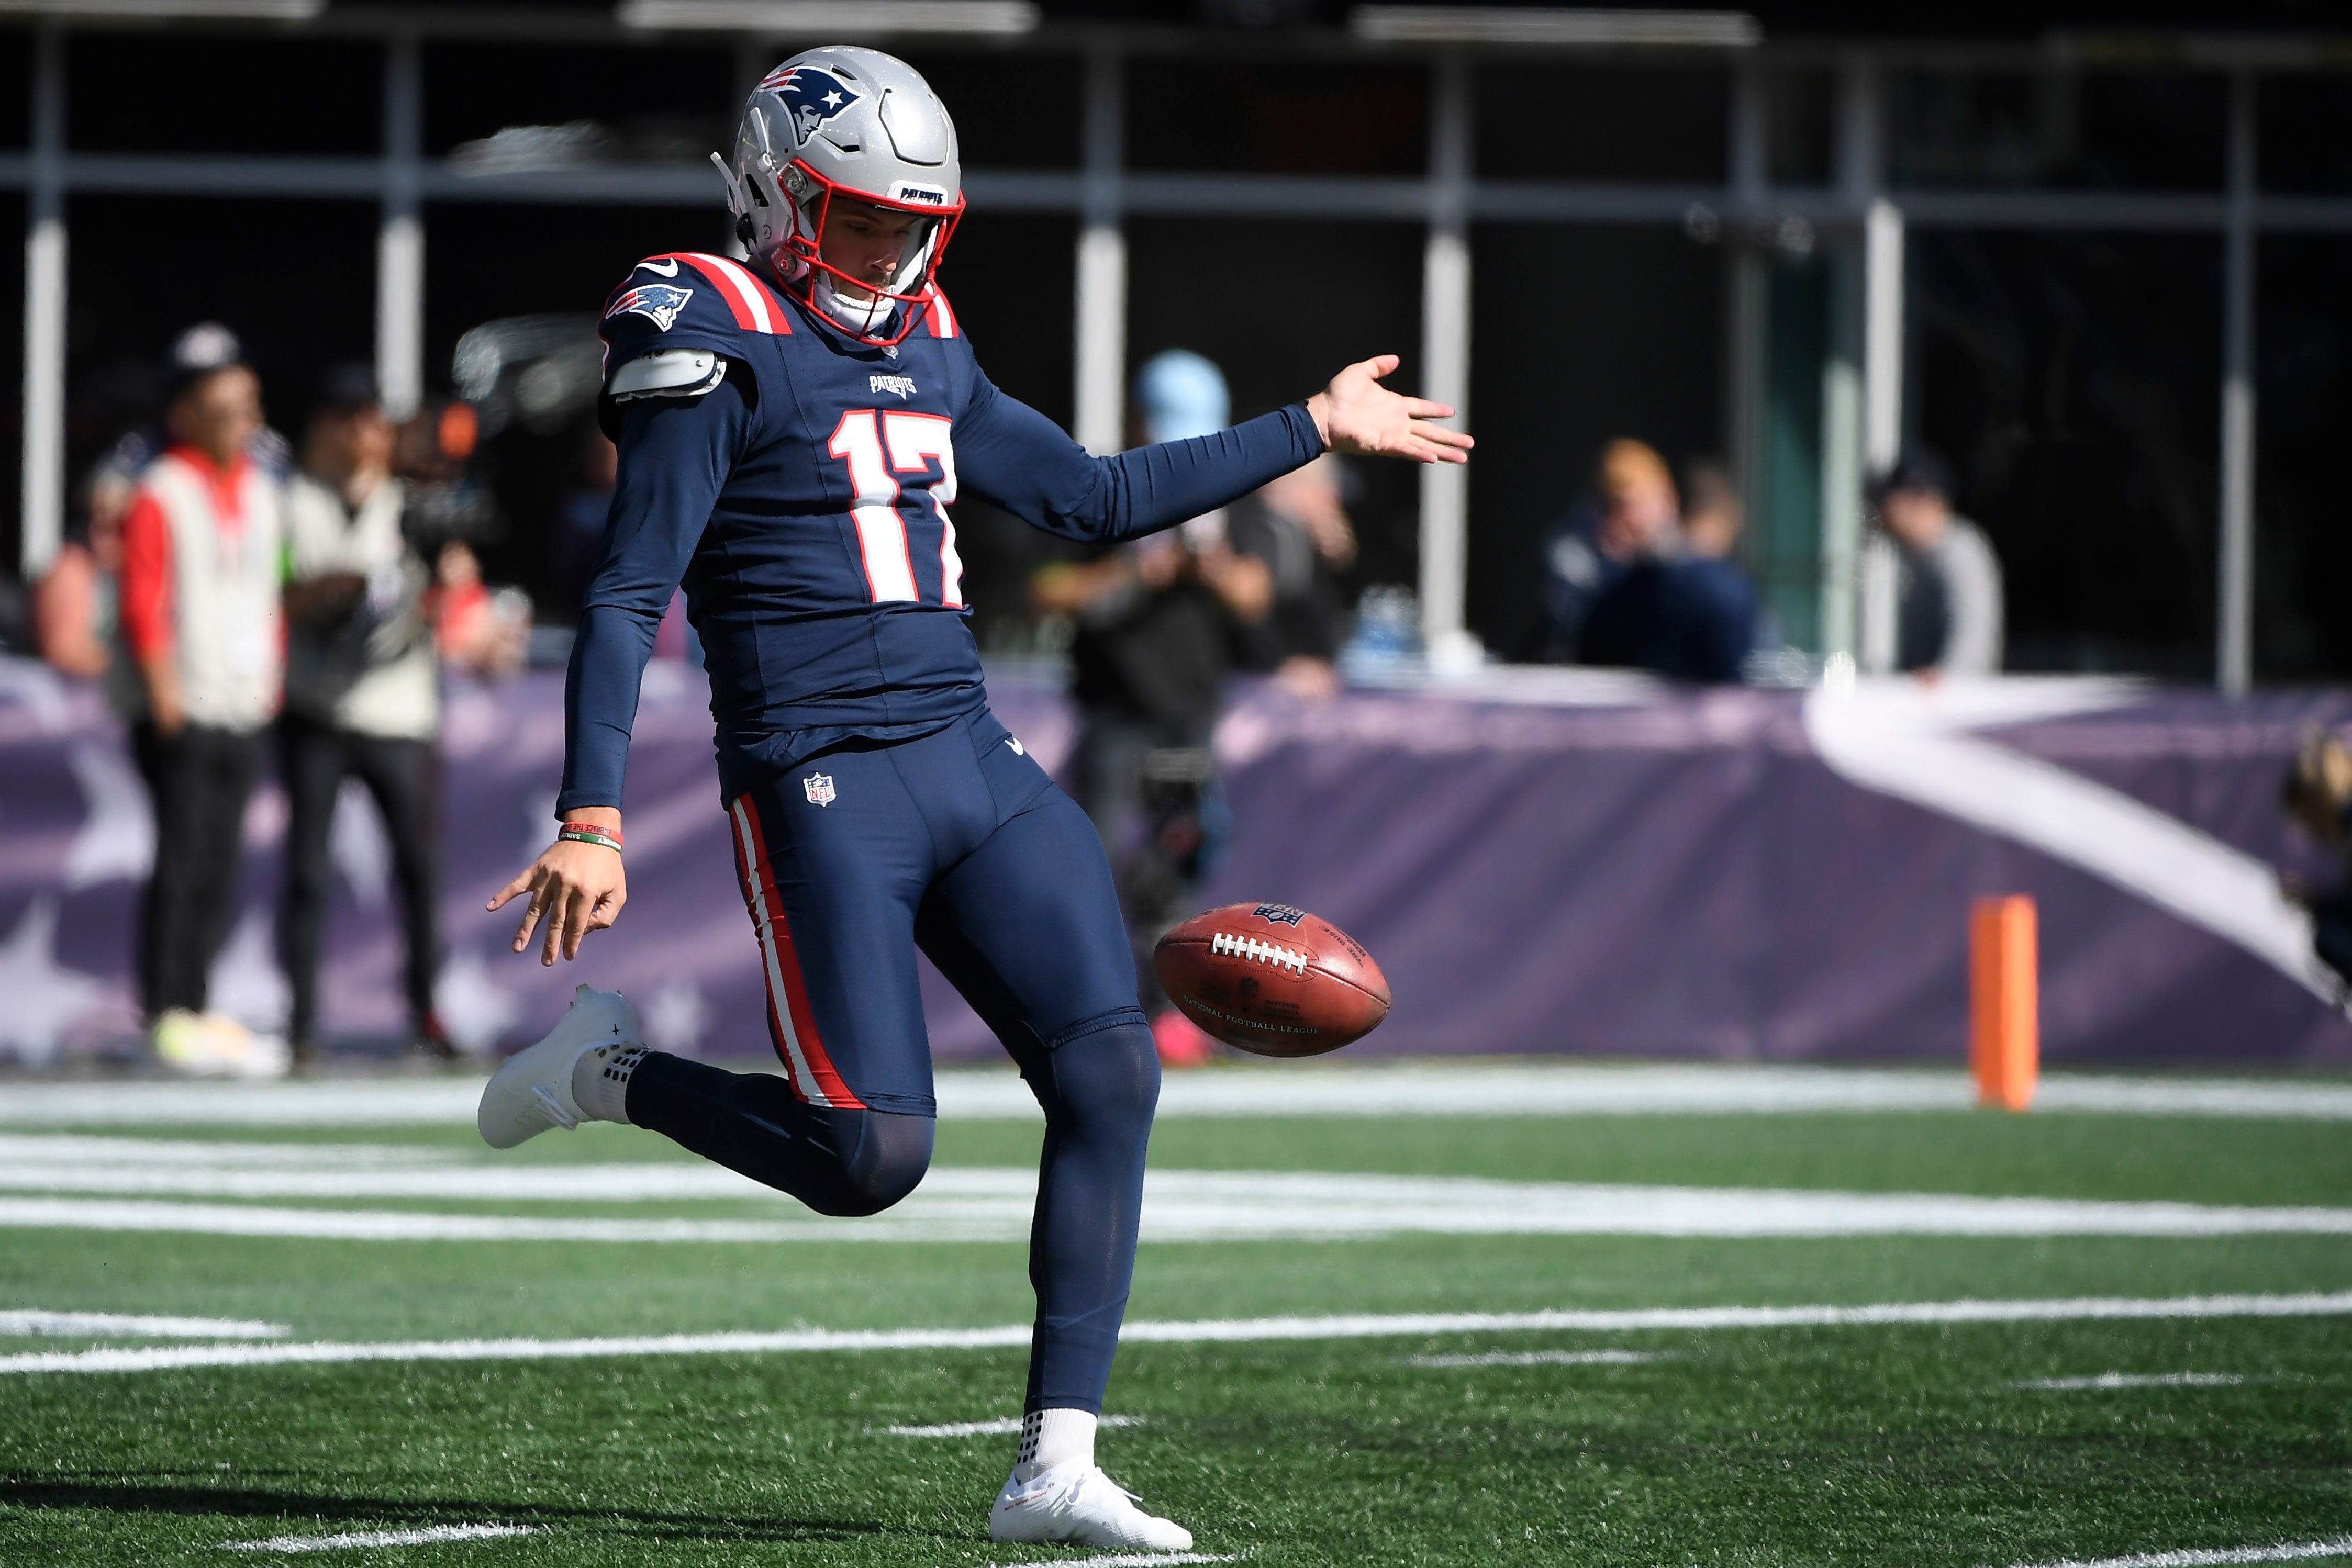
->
[560, 251, 1323, 814]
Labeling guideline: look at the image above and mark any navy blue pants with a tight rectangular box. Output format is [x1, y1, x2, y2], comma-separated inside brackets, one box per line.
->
[626, 707, 1160, 1414]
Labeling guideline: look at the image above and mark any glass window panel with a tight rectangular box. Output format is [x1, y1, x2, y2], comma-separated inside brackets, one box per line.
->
[64, 197, 378, 520]
[425, 201, 720, 614]
[1125, 61, 1428, 175]
[0, 32, 28, 151]
[1476, 66, 1726, 183]
[896, 52, 1081, 171]
[1889, 70, 2224, 191]
[1125, 217, 1423, 589]
[2255, 236, 2352, 679]
[2260, 76, 2352, 195]
[425, 43, 734, 160]
[66, 33, 379, 154]
[1469, 225, 1722, 653]
[1767, 68, 1833, 187]
[1910, 231, 2220, 675]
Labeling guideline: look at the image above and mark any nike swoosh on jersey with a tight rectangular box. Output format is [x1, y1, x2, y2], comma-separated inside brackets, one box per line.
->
[1006, 737, 1025, 756]
[637, 259, 681, 277]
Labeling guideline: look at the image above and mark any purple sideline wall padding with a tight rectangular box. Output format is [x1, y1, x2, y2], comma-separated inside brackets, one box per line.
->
[0, 659, 2343, 1067]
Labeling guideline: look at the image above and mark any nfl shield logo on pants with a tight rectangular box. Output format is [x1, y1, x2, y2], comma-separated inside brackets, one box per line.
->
[802, 772, 836, 807]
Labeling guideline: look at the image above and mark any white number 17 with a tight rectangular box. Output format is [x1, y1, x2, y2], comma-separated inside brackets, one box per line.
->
[827, 409, 963, 607]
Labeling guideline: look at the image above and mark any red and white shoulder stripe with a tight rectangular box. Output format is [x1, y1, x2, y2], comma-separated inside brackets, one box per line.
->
[658, 252, 793, 335]
[922, 286, 958, 340]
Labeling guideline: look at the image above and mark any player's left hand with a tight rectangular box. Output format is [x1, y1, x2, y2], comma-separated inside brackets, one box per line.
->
[1305, 355, 1474, 465]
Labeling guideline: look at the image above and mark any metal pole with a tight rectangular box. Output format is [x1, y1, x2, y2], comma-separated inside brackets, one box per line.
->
[20, 22, 66, 580]
[376, 30, 424, 422]
[1072, 44, 1125, 456]
[2217, 69, 2256, 697]
[1819, 52, 1879, 664]
[1418, 50, 1475, 668]
[1863, 196, 1904, 475]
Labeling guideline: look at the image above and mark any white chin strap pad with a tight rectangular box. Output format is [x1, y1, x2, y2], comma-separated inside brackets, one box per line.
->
[608, 349, 727, 401]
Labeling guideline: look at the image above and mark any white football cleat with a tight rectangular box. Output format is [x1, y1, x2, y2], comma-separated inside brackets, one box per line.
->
[987, 1461, 1194, 1551]
[476, 984, 643, 1149]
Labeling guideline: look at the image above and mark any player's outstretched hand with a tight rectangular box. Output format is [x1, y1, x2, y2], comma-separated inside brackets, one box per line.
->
[1306, 355, 1473, 465]
[488, 822, 628, 967]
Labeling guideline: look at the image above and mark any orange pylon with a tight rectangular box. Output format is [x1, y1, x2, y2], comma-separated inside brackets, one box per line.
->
[1970, 896, 2038, 1112]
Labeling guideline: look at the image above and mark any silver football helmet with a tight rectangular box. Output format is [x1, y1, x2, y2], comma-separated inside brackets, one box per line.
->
[712, 46, 964, 346]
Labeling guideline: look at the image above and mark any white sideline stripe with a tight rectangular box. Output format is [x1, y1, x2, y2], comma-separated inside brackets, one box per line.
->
[2013, 1372, 2246, 1391]
[10, 1066, 2352, 1126]
[997, 1556, 1235, 1568]
[885, 1414, 1146, 1438]
[1409, 1349, 1666, 1368]
[7, 1173, 2352, 1245]
[1997, 1537, 2352, 1568]
[221, 1522, 536, 1552]
[8, 1291, 2352, 1377]
[0, 1309, 287, 1339]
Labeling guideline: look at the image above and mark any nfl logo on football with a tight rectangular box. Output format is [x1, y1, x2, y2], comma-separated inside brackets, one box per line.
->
[802, 772, 836, 807]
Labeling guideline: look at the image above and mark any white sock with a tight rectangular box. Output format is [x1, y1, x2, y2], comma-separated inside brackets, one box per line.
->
[1012, 1407, 1096, 1483]
[570, 1043, 648, 1125]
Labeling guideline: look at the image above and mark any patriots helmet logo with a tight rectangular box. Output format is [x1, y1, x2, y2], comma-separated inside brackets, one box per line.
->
[761, 66, 862, 142]
[605, 283, 693, 332]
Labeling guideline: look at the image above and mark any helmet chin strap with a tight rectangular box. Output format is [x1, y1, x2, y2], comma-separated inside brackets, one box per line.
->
[810, 272, 896, 335]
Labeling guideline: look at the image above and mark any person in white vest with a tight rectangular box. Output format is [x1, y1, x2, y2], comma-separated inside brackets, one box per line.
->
[118, 355, 285, 1051]
[278, 364, 456, 1066]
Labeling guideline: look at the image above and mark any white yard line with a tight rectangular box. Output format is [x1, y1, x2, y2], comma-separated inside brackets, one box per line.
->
[8, 1066, 2352, 1126]
[8, 1291, 2351, 1377]
[1409, 1349, 1666, 1368]
[993, 1555, 1236, 1568]
[1996, 1537, 2352, 1568]
[0, 1309, 286, 1339]
[2013, 1372, 2247, 1391]
[886, 1414, 1146, 1438]
[221, 1522, 536, 1552]
[7, 1160, 2352, 1244]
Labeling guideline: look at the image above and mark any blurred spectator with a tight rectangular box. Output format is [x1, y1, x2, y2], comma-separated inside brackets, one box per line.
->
[38, 323, 287, 696]
[2282, 727, 2352, 994]
[120, 355, 285, 1063]
[395, 400, 529, 675]
[1521, 438, 1681, 663]
[278, 365, 455, 1065]
[31, 498, 128, 689]
[85, 324, 292, 528]
[1230, 453, 1356, 702]
[1861, 449, 2005, 678]
[1582, 458, 1760, 685]
[1031, 350, 1270, 1065]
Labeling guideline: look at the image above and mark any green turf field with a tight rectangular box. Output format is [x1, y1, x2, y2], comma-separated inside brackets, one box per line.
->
[3, 1067, 2350, 1566]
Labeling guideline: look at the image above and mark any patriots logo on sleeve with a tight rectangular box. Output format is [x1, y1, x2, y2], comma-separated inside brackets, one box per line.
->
[761, 66, 861, 141]
[606, 284, 694, 332]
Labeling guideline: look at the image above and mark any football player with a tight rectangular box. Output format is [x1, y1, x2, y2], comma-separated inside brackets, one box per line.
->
[478, 45, 1469, 1550]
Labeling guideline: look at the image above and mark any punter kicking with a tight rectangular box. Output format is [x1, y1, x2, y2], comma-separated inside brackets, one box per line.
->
[480, 44, 1469, 1550]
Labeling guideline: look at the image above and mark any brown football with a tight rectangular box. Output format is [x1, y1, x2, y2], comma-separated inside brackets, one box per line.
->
[1152, 902, 1391, 1057]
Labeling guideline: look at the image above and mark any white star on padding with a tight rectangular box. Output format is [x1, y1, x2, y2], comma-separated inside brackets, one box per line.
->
[0, 897, 106, 1067]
